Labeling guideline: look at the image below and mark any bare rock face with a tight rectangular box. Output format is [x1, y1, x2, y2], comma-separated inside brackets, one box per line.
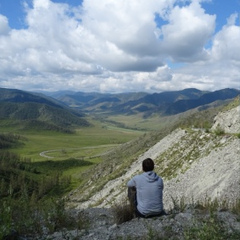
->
[164, 136, 240, 209]
[163, 106, 240, 208]
[211, 106, 240, 134]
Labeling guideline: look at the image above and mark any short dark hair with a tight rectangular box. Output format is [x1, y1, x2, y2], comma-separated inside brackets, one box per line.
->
[142, 158, 154, 172]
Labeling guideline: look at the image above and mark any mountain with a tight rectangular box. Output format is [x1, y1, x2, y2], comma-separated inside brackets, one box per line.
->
[138, 88, 204, 105]
[0, 88, 90, 132]
[50, 88, 240, 116]
[109, 88, 205, 114]
[165, 88, 240, 114]
[47, 91, 148, 112]
[0, 87, 65, 108]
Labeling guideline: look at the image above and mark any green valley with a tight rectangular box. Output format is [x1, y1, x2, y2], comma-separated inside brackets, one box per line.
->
[0, 87, 239, 239]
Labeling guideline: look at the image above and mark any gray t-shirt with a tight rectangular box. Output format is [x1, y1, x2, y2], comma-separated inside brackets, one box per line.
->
[127, 171, 164, 216]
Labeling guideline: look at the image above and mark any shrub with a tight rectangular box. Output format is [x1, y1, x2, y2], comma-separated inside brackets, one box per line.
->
[112, 198, 135, 224]
[0, 196, 87, 238]
[214, 126, 225, 136]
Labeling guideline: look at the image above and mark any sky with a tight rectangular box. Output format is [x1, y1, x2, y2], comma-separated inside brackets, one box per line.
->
[0, 0, 239, 93]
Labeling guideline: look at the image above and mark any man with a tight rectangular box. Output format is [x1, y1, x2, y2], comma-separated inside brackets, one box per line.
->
[127, 158, 164, 218]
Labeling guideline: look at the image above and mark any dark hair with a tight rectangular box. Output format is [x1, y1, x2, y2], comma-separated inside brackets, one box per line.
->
[142, 158, 154, 172]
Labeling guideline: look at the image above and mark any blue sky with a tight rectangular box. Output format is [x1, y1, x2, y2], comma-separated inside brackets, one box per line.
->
[0, 0, 239, 93]
[202, 0, 240, 32]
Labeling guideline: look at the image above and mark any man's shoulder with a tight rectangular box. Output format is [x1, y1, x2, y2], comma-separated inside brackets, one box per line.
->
[131, 173, 145, 182]
[133, 173, 142, 179]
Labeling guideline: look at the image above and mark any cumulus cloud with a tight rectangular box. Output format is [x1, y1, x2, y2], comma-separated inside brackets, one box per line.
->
[159, 0, 215, 61]
[0, 0, 239, 93]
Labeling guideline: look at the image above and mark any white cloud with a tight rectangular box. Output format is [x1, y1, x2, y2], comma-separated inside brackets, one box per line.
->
[0, 0, 239, 93]
[211, 14, 240, 62]
[159, 0, 215, 61]
[0, 15, 10, 35]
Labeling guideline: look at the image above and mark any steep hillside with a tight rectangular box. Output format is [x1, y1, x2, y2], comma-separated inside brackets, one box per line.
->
[68, 105, 240, 210]
[0, 87, 64, 108]
[0, 88, 90, 132]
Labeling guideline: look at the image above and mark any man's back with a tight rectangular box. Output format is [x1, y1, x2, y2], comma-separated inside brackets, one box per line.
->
[127, 171, 164, 216]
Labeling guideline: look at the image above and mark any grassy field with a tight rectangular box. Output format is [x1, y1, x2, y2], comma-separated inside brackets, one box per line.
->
[0, 118, 144, 161]
[105, 113, 183, 131]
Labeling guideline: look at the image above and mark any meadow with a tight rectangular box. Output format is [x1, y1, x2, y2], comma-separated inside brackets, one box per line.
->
[0, 117, 145, 190]
[1, 118, 143, 157]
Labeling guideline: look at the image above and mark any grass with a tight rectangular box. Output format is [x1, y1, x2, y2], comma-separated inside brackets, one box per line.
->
[106, 113, 183, 131]
[4, 121, 144, 190]
[0, 118, 144, 162]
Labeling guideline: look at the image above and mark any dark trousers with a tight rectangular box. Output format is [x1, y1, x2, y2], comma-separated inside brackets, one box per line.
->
[128, 187, 136, 206]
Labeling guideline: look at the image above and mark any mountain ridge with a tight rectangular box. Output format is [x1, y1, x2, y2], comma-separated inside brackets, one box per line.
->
[47, 88, 240, 116]
[1, 87, 239, 132]
[1, 87, 239, 117]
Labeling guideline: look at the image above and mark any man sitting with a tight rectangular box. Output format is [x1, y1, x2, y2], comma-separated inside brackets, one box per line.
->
[127, 158, 165, 218]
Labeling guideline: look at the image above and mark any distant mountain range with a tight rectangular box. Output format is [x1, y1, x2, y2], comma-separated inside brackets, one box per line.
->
[0, 87, 239, 132]
[46, 88, 240, 116]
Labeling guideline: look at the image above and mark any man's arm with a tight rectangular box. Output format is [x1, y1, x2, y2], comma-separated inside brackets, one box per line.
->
[127, 177, 137, 205]
[127, 177, 136, 187]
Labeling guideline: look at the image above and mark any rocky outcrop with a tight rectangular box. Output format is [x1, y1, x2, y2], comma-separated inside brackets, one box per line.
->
[39, 207, 240, 240]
